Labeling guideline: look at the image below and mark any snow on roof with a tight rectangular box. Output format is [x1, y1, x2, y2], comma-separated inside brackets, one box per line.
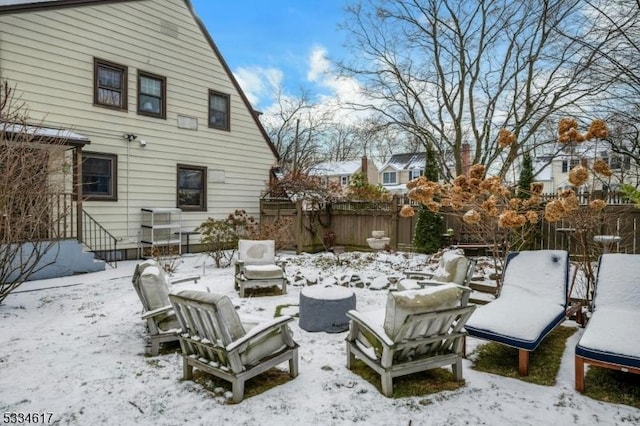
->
[308, 160, 361, 176]
[3, 123, 90, 143]
[381, 152, 426, 171]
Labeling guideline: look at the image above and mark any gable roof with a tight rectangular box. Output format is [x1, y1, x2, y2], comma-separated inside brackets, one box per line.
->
[308, 160, 361, 176]
[381, 152, 426, 171]
[0, 0, 129, 12]
[0, 0, 280, 161]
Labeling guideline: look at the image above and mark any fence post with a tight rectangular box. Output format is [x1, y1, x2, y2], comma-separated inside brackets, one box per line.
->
[296, 200, 303, 254]
[391, 195, 400, 250]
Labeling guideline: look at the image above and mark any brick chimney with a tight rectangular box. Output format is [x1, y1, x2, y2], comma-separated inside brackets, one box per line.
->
[462, 143, 471, 176]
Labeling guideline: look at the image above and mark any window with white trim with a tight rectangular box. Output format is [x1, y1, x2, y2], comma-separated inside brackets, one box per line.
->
[409, 169, 423, 180]
[383, 171, 397, 184]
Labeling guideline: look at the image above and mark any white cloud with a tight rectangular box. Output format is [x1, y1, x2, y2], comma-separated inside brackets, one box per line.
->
[304, 46, 368, 124]
[307, 45, 331, 82]
[233, 66, 283, 108]
[233, 45, 369, 125]
[307, 46, 360, 99]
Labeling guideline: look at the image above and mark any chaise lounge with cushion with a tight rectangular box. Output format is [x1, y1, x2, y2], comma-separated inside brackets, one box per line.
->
[575, 253, 640, 392]
[464, 250, 569, 376]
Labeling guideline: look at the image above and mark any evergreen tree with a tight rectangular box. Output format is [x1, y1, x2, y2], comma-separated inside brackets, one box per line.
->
[516, 152, 538, 249]
[517, 152, 534, 199]
[413, 147, 443, 253]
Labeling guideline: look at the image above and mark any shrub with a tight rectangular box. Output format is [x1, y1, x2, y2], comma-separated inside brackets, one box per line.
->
[0, 79, 70, 303]
[197, 209, 293, 267]
[413, 206, 443, 254]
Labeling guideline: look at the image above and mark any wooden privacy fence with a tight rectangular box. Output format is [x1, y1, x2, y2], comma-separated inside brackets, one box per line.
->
[260, 198, 398, 253]
[260, 193, 640, 255]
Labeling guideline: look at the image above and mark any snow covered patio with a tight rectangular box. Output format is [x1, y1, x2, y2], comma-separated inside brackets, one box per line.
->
[1, 251, 639, 425]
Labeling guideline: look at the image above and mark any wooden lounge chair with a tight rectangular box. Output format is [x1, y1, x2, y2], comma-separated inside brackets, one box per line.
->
[575, 253, 640, 392]
[464, 250, 569, 376]
[169, 290, 299, 403]
[234, 239, 287, 297]
[131, 259, 199, 356]
[345, 283, 476, 397]
[400, 251, 476, 301]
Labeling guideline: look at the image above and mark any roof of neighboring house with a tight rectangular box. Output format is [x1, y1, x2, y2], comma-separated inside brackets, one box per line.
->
[381, 152, 426, 171]
[308, 160, 361, 176]
[0, 0, 280, 160]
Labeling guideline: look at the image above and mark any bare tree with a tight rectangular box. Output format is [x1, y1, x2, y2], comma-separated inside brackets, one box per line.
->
[260, 76, 427, 170]
[259, 85, 334, 173]
[337, 0, 609, 180]
[562, 0, 640, 179]
[321, 123, 364, 162]
[0, 79, 70, 303]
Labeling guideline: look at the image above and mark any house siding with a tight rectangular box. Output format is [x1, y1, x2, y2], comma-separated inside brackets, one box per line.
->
[0, 0, 277, 249]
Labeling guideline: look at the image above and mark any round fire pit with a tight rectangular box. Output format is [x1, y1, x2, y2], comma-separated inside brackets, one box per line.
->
[299, 285, 356, 333]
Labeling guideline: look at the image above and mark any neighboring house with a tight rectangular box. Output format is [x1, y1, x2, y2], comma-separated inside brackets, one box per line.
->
[378, 152, 426, 194]
[0, 0, 279, 271]
[532, 156, 555, 194]
[538, 146, 636, 194]
[307, 157, 378, 188]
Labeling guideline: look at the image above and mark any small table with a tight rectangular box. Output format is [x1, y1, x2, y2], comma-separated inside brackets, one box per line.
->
[299, 286, 356, 333]
[593, 235, 621, 254]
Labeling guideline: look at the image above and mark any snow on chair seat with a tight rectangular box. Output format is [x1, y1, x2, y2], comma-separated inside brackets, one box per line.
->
[169, 290, 299, 403]
[575, 253, 640, 392]
[131, 259, 200, 356]
[234, 239, 287, 297]
[346, 283, 476, 397]
[464, 250, 569, 376]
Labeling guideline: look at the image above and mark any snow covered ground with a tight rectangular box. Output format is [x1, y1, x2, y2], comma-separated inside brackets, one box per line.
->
[1, 250, 639, 426]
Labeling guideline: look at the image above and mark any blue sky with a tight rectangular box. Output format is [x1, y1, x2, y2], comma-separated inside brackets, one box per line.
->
[191, 0, 351, 110]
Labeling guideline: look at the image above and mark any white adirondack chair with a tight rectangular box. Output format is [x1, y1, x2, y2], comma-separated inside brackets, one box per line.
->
[234, 239, 287, 297]
[131, 259, 199, 356]
[346, 283, 476, 397]
[401, 251, 476, 289]
[169, 290, 299, 403]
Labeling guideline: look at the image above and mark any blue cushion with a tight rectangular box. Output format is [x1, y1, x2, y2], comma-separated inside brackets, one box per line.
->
[466, 311, 566, 351]
[576, 345, 640, 369]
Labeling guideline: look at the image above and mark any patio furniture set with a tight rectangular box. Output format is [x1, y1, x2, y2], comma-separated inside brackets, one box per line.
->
[132, 240, 640, 402]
